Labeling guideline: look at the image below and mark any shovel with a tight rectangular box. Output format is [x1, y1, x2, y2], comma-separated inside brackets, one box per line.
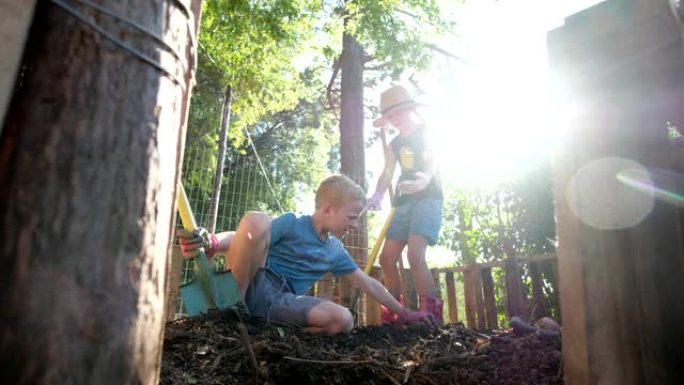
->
[177, 182, 239, 316]
[349, 207, 395, 323]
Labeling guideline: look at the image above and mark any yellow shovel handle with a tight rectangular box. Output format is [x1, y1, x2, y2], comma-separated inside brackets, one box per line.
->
[364, 208, 395, 274]
[177, 182, 198, 231]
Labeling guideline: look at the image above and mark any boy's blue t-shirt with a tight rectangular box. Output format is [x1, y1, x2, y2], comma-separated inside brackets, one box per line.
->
[266, 213, 359, 295]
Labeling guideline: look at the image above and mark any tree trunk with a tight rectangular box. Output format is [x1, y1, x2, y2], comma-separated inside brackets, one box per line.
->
[0, 1, 202, 384]
[339, 32, 367, 313]
[0, 0, 37, 130]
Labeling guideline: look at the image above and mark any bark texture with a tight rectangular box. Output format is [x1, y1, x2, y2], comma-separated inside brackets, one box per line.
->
[0, 1, 201, 384]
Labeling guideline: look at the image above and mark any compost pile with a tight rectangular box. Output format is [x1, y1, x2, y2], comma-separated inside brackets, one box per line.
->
[161, 309, 562, 385]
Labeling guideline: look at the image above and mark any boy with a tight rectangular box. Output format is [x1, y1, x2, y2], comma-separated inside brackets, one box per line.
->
[177, 174, 432, 334]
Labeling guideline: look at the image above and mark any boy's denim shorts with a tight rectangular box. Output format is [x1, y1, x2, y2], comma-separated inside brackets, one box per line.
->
[387, 198, 443, 245]
[244, 267, 324, 327]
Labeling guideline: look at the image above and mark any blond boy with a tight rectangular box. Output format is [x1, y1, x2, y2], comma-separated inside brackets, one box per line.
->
[177, 174, 431, 333]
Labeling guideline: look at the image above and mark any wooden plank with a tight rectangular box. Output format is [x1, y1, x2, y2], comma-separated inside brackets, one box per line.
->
[433, 253, 557, 273]
[316, 273, 335, 301]
[431, 268, 442, 300]
[481, 267, 498, 330]
[445, 271, 458, 323]
[0, 0, 37, 129]
[504, 257, 530, 319]
[472, 265, 486, 330]
[365, 267, 382, 325]
[462, 268, 477, 329]
[529, 262, 547, 320]
[166, 246, 184, 321]
[404, 268, 418, 310]
[547, 1, 684, 383]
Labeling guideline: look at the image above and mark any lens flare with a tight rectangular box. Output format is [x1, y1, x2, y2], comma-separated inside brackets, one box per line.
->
[567, 157, 654, 230]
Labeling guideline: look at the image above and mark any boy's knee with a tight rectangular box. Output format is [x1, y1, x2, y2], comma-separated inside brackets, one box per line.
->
[330, 309, 353, 334]
[239, 211, 271, 237]
[309, 302, 353, 334]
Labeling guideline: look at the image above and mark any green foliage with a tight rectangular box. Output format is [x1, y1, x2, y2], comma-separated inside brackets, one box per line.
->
[347, 0, 452, 71]
[183, 0, 334, 203]
[437, 162, 559, 319]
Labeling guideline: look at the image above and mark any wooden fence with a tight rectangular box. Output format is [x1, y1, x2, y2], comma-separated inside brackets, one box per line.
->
[363, 253, 558, 329]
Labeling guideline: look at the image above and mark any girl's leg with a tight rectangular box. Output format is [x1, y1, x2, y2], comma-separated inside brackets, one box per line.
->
[378, 239, 406, 298]
[407, 234, 443, 324]
[226, 211, 271, 301]
[406, 234, 433, 297]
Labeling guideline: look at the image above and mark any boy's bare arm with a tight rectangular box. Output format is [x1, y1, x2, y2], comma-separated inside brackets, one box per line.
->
[213, 231, 235, 256]
[345, 269, 403, 313]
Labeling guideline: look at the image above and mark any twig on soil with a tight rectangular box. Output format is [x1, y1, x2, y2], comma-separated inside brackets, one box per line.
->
[414, 372, 439, 385]
[403, 364, 414, 383]
[462, 327, 491, 340]
[377, 367, 401, 385]
[237, 323, 258, 383]
[283, 356, 374, 365]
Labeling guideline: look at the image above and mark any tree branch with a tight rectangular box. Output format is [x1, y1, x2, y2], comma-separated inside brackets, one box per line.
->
[326, 56, 341, 111]
[425, 43, 463, 61]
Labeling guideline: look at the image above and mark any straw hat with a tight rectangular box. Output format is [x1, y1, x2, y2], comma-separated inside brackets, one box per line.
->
[372, 85, 420, 127]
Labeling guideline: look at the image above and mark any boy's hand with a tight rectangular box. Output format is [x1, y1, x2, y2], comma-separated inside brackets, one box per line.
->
[176, 227, 219, 259]
[366, 191, 384, 211]
[397, 308, 435, 327]
[397, 172, 431, 195]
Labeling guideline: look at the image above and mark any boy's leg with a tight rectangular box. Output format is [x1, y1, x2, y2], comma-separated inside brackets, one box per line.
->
[302, 300, 353, 334]
[226, 211, 271, 301]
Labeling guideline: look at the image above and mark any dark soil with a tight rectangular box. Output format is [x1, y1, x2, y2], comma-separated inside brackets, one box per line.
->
[160, 309, 562, 385]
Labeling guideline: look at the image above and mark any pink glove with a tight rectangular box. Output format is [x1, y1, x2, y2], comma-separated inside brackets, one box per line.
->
[366, 191, 384, 211]
[397, 171, 432, 195]
[397, 308, 434, 326]
[176, 227, 219, 259]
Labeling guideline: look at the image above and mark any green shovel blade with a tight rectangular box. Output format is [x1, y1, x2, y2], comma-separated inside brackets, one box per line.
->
[180, 270, 239, 316]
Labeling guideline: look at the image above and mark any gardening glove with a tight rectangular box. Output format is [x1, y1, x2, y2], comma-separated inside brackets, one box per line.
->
[397, 171, 432, 195]
[397, 308, 435, 327]
[176, 227, 219, 259]
[366, 191, 384, 211]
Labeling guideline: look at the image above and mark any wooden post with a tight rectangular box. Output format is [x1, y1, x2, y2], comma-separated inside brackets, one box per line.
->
[548, 1, 684, 384]
[503, 257, 530, 319]
[462, 268, 477, 329]
[529, 262, 547, 320]
[365, 266, 382, 325]
[166, 246, 184, 322]
[0, 0, 37, 130]
[471, 265, 486, 330]
[481, 267, 498, 330]
[404, 268, 418, 310]
[430, 268, 442, 300]
[0, 1, 204, 383]
[316, 273, 335, 301]
[445, 271, 458, 323]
